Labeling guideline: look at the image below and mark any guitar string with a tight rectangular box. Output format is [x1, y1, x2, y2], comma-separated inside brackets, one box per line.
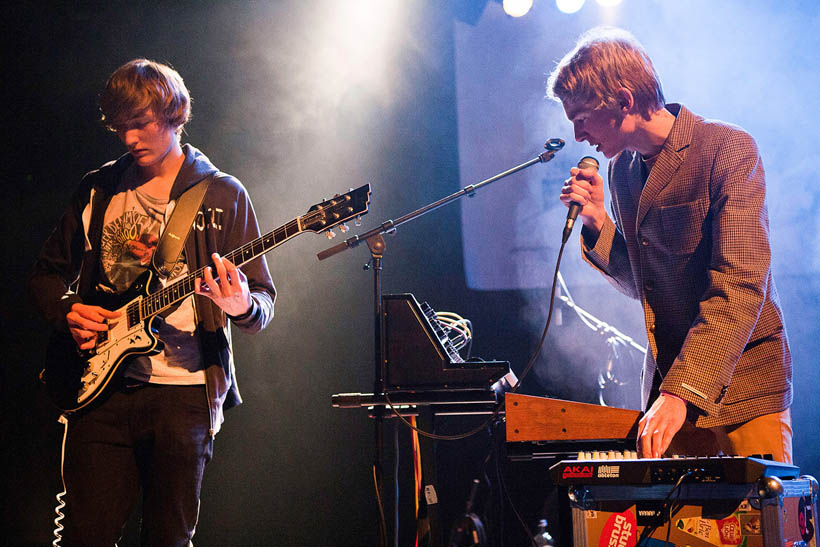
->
[138, 217, 303, 319]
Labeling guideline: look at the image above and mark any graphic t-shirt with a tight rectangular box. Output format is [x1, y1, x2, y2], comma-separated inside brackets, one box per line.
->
[97, 165, 205, 384]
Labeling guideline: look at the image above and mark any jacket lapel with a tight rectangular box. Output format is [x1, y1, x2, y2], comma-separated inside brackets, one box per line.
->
[635, 104, 696, 229]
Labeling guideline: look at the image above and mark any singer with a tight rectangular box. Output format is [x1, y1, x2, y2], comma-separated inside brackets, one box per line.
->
[547, 28, 792, 462]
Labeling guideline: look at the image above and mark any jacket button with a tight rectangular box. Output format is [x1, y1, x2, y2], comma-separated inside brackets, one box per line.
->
[645, 280, 654, 291]
[641, 237, 649, 246]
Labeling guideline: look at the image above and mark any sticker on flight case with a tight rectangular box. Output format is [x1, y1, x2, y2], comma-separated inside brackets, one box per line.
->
[677, 516, 750, 547]
[740, 514, 761, 536]
[799, 496, 815, 543]
[677, 517, 717, 544]
[599, 510, 637, 547]
[636, 502, 666, 527]
[717, 516, 742, 545]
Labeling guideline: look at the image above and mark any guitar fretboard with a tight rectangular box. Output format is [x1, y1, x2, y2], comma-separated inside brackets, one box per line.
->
[121, 183, 370, 323]
[136, 217, 304, 320]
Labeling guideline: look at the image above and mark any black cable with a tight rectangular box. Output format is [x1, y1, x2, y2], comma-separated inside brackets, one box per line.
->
[496, 450, 538, 547]
[373, 462, 388, 546]
[476, 415, 538, 546]
[664, 473, 687, 547]
[483, 445, 497, 545]
[394, 423, 399, 547]
[636, 471, 692, 546]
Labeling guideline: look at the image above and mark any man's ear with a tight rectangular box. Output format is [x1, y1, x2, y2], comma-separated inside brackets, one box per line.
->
[616, 88, 635, 113]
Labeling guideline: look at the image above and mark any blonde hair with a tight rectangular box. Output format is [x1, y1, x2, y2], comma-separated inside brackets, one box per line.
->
[99, 59, 191, 133]
[547, 27, 665, 116]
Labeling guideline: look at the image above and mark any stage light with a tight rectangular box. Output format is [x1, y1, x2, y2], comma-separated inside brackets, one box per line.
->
[503, 0, 533, 17]
[596, 0, 623, 6]
[556, 0, 586, 15]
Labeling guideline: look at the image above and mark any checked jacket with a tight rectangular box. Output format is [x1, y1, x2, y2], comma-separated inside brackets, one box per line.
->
[581, 104, 791, 428]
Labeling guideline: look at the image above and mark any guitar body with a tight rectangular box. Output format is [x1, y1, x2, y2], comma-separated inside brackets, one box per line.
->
[44, 269, 161, 413]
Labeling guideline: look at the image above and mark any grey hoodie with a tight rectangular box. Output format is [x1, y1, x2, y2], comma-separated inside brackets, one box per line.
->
[30, 144, 276, 435]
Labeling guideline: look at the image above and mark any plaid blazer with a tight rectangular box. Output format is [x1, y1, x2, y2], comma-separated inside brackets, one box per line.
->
[582, 104, 792, 428]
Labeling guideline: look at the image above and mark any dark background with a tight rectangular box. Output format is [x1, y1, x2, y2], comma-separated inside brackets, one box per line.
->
[3, 2, 817, 546]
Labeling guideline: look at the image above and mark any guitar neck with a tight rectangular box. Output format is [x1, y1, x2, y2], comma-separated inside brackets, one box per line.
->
[138, 217, 302, 319]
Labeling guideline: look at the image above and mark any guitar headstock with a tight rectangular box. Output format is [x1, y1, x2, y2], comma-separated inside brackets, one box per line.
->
[301, 184, 371, 234]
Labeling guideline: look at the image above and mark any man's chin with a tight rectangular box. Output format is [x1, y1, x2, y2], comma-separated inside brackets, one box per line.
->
[600, 147, 621, 159]
[592, 144, 610, 158]
[134, 155, 157, 166]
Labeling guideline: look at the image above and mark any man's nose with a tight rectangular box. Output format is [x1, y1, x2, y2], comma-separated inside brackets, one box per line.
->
[121, 129, 138, 146]
[574, 126, 586, 143]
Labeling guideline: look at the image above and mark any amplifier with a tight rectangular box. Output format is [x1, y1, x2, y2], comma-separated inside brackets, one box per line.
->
[550, 457, 818, 547]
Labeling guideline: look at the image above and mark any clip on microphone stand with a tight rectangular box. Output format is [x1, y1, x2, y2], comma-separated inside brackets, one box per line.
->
[318, 138, 565, 547]
[555, 271, 647, 408]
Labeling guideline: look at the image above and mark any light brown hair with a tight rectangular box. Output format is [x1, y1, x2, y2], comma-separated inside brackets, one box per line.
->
[99, 59, 191, 134]
[547, 27, 665, 117]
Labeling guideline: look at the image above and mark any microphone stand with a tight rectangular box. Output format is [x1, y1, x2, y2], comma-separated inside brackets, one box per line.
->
[319, 138, 565, 546]
[556, 271, 646, 354]
[556, 271, 647, 408]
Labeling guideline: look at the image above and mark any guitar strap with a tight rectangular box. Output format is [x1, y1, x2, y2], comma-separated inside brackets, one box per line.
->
[152, 175, 213, 278]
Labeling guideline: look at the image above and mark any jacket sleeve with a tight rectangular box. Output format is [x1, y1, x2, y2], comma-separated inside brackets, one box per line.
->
[660, 130, 770, 416]
[580, 215, 641, 300]
[217, 175, 276, 333]
[28, 180, 93, 331]
[580, 162, 641, 300]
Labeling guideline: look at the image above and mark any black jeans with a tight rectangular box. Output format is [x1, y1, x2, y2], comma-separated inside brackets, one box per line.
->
[60, 383, 213, 547]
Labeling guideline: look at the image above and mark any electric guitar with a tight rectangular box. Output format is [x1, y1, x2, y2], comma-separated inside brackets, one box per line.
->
[44, 184, 371, 412]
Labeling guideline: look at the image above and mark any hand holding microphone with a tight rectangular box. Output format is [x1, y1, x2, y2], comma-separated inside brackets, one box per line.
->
[561, 156, 602, 243]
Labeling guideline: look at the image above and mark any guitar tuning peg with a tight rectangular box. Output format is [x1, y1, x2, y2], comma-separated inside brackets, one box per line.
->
[339, 223, 349, 233]
[348, 187, 353, 192]
[326, 229, 336, 239]
[354, 215, 362, 226]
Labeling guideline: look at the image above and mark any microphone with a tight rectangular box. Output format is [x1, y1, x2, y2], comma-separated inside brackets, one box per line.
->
[562, 156, 599, 243]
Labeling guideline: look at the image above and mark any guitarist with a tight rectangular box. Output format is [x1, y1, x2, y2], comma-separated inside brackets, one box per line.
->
[29, 59, 276, 546]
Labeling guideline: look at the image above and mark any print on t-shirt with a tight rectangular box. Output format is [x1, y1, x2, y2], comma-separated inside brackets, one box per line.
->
[100, 209, 161, 291]
[99, 190, 185, 292]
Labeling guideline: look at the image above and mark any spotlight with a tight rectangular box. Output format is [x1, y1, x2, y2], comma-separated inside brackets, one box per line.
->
[556, 0, 585, 14]
[503, 0, 533, 17]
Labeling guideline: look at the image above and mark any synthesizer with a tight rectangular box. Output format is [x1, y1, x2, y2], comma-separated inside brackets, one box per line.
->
[382, 294, 509, 391]
[550, 455, 800, 485]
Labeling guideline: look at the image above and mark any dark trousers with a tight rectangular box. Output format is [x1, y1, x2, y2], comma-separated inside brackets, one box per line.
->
[60, 383, 213, 547]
